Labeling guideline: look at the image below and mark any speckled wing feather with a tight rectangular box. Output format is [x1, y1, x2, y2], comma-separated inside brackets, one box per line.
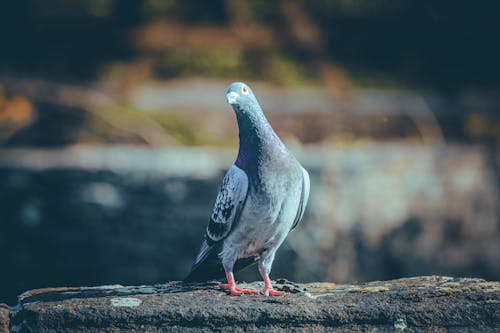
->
[186, 165, 249, 280]
[205, 165, 249, 243]
[290, 167, 310, 232]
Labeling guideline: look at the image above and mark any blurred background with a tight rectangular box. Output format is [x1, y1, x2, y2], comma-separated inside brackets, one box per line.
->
[1, 1, 499, 305]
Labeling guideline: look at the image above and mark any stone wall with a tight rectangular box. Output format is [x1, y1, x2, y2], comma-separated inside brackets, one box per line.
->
[3, 277, 500, 332]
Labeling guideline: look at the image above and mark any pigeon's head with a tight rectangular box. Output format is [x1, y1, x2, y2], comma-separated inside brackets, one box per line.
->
[225, 82, 258, 112]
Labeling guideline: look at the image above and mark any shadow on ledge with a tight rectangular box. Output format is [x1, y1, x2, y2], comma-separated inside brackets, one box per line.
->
[3, 276, 499, 332]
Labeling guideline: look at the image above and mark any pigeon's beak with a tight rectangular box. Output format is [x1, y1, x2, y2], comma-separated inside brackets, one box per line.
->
[226, 91, 239, 105]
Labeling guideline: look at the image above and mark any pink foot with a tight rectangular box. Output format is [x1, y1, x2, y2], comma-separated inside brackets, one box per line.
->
[260, 272, 289, 296]
[219, 272, 259, 296]
[261, 287, 289, 296]
[219, 283, 259, 296]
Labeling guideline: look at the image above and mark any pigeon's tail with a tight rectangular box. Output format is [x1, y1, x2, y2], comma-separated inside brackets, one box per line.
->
[184, 241, 225, 282]
[184, 240, 258, 282]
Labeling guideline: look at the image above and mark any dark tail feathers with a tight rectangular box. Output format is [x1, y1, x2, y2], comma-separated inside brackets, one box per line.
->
[184, 245, 258, 282]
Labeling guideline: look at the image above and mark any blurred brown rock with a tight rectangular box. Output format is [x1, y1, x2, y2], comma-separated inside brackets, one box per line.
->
[0, 86, 35, 141]
[0, 304, 9, 333]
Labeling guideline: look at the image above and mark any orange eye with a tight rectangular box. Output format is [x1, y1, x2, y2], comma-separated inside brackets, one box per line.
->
[241, 86, 249, 94]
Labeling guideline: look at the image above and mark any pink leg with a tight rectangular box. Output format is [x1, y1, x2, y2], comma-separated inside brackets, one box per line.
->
[219, 271, 259, 296]
[261, 273, 288, 296]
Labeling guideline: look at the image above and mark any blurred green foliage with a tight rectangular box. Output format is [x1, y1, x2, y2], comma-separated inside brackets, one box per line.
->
[265, 52, 319, 86]
[156, 48, 245, 79]
[150, 111, 237, 146]
[154, 47, 318, 86]
[86, 106, 238, 147]
[466, 113, 500, 144]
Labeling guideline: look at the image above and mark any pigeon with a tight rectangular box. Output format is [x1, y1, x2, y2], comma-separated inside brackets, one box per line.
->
[184, 82, 310, 296]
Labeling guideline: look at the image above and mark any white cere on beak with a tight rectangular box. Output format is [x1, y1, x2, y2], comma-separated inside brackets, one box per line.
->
[226, 91, 239, 105]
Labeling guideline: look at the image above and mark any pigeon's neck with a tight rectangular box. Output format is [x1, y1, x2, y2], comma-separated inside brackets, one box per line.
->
[234, 103, 286, 171]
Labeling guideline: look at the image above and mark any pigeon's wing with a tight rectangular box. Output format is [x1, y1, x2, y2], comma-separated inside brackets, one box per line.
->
[205, 165, 249, 244]
[290, 167, 310, 232]
[184, 165, 249, 281]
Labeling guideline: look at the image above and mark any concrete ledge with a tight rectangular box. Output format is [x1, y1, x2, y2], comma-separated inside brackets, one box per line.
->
[6, 276, 500, 332]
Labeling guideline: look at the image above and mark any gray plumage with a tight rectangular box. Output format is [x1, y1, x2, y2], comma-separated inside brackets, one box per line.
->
[185, 82, 310, 295]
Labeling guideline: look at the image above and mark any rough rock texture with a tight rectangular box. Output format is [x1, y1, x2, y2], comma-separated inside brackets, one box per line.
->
[6, 276, 500, 332]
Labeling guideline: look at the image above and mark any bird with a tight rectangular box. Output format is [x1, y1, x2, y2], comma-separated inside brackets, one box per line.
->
[184, 82, 310, 296]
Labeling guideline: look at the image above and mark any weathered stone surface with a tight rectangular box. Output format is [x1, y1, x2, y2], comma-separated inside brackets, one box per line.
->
[7, 276, 500, 332]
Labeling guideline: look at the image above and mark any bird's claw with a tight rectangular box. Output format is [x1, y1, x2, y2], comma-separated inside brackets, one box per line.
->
[261, 288, 289, 296]
[219, 283, 259, 296]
